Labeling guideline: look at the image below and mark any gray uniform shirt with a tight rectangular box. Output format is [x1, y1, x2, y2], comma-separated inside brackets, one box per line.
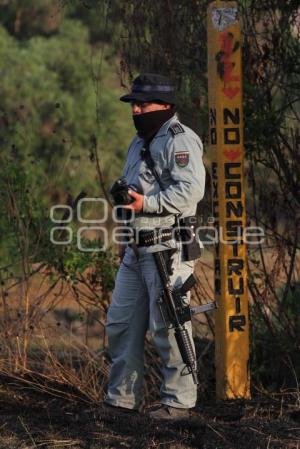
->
[122, 114, 205, 251]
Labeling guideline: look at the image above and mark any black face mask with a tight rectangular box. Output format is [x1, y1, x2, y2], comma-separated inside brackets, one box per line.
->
[133, 108, 175, 141]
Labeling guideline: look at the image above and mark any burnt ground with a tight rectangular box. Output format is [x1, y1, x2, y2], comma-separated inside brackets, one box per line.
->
[0, 375, 299, 449]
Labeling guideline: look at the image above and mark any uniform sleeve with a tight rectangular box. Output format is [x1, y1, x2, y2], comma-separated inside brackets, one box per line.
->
[122, 136, 139, 177]
[143, 132, 206, 214]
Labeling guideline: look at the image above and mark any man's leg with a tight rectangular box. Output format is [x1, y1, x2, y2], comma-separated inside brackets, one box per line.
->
[105, 247, 149, 410]
[140, 249, 197, 409]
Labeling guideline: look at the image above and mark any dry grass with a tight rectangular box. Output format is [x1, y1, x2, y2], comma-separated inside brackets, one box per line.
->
[0, 246, 299, 448]
[0, 375, 299, 449]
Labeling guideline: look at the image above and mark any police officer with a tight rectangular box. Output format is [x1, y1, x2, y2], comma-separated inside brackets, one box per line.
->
[105, 73, 205, 420]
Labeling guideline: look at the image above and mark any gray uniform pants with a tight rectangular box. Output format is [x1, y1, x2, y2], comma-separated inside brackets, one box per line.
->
[105, 245, 197, 410]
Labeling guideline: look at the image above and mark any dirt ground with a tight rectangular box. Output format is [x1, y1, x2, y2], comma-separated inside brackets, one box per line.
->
[0, 375, 299, 449]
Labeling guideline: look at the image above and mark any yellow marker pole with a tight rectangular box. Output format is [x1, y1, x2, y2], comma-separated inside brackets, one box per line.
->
[207, 1, 250, 399]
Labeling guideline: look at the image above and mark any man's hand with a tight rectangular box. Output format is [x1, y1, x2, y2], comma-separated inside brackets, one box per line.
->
[124, 190, 144, 213]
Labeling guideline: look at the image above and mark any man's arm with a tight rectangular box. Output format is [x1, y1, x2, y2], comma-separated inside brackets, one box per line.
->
[143, 133, 205, 215]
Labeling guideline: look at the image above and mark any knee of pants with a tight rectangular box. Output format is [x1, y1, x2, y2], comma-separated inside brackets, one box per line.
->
[151, 321, 194, 363]
[106, 305, 132, 355]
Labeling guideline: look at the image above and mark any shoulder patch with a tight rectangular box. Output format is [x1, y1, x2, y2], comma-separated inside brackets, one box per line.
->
[170, 122, 185, 135]
[175, 151, 189, 167]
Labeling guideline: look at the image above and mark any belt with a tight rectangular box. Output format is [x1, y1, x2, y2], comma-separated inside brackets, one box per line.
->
[133, 228, 175, 247]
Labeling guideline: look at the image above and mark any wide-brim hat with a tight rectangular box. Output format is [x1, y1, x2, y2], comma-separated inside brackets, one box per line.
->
[120, 73, 176, 105]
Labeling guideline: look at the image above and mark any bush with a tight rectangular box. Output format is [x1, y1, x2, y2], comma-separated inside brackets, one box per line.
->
[251, 283, 300, 389]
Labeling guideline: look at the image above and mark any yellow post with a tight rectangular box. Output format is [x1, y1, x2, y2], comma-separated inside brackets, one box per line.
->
[207, 1, 251, 399]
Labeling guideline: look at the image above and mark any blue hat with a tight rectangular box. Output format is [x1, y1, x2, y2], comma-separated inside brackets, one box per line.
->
[120, 73, 175, 105]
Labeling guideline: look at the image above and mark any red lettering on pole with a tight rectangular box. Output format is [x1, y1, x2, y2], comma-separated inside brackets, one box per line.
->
[215, 32, 240, 99]
[223, 87, 240, 99]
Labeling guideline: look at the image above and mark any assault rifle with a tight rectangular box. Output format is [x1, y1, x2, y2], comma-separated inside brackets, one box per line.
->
[153, 250, 217, 385]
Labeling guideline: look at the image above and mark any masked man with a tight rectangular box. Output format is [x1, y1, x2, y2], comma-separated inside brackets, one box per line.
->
[105, 73, 205, 420]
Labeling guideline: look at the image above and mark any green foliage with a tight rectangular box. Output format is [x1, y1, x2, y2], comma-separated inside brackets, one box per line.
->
[66, 0, 123, 46]
[0, 0, 62, 39]
[0, 5, 132, 273]
[0, 151, 118, 300]
[0, 153, 48, 271]
[0, 18, 132, 199]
